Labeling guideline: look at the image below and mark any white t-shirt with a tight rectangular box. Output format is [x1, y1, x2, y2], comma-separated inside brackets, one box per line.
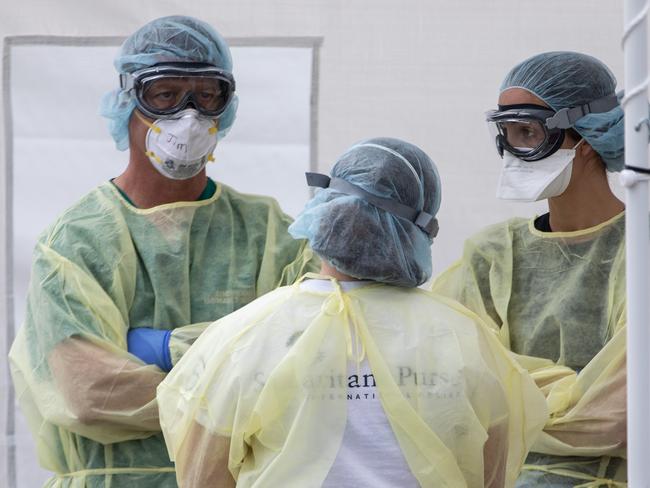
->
[301, 279, 420, 488]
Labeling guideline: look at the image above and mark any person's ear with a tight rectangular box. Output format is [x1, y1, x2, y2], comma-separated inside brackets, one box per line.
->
[579, 141, 597, 159]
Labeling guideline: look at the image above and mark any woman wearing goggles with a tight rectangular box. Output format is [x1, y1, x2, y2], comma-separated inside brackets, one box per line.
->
[433, 51, 627, 487]
[485, 95, 617, 162]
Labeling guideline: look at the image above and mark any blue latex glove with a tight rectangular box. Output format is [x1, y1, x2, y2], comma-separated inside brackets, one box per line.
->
[127, 328, 173, 372]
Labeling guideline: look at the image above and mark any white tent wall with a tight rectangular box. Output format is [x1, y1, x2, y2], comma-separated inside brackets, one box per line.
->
[0, 0, 627, 486]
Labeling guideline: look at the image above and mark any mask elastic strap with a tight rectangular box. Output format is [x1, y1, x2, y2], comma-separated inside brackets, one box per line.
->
[134, 110, 161, 133]
[209, 118, 219, 136]
[207, 119, 219, 162]
[133, 111, 163, 164]
[572, 138, 585, 151]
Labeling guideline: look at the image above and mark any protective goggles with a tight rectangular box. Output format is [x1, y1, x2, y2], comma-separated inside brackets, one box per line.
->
[120, 63, 236, 119]
[485, 94, 618, 161]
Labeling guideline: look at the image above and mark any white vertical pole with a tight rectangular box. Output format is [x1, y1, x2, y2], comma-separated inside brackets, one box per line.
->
[621, 0, 650, 485]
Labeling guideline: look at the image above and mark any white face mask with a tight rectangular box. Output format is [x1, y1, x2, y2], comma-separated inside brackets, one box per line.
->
[140, 109, 218, 180]
[496, 140, 583, 202]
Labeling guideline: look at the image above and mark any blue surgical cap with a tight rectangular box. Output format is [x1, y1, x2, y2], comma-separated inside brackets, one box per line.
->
[289, 137, 442, 287]
[501, 51, 624, 171]
[100, 15, 238, 151]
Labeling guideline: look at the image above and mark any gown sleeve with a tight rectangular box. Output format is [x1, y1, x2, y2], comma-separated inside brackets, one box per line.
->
[432, 226, 627, 459]
[10, 228, 168, 444]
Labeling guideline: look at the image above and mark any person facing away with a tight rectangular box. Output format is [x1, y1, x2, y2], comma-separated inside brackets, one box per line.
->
[157, 137, 548, 488]
[433, 51, 628, 486]
[8, 15, 317, 488]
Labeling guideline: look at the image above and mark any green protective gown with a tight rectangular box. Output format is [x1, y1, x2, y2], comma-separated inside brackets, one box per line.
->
[9, 181, 318, 488]
[432, 213, 627, 487]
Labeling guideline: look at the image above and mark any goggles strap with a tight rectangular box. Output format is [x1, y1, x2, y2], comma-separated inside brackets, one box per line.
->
[305, 172, 439, 238]
[119, 73, 133, 91]
[546, 94, 619, 129]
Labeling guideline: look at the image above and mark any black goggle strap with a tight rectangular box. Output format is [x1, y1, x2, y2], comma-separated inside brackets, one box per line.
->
[305, 172, 439, 238]
[545, 93, 619, 129]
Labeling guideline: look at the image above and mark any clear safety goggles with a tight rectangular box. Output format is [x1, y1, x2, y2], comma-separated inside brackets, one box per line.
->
[120, 63, 236, 119]
[485, 94, 618, 162]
